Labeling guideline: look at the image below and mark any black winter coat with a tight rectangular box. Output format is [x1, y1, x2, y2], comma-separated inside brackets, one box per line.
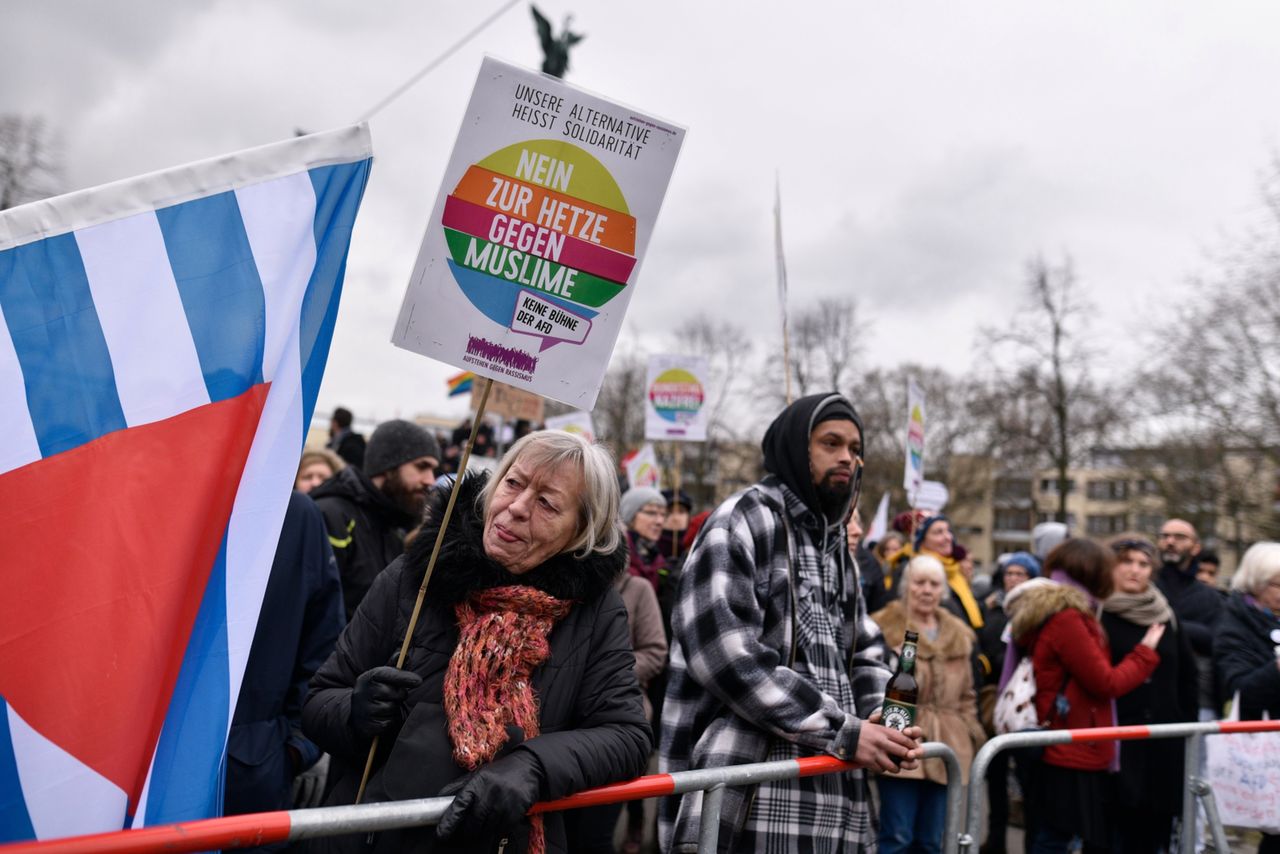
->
[1213, 591, 1280, 721]
[1101, 609, 1197, 817]
[328, 428, 366, 470]
[311, 466, 416, 621]
[225, 492, 344, 834]
[302, 474, 651, 854]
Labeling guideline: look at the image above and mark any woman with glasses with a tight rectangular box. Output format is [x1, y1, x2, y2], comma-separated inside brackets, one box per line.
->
[1213, 541, 1280, 854]
[1100, 535, 1197, 853]
[619, 486, 668, 592]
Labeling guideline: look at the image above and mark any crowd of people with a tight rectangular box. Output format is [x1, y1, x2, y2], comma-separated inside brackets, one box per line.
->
[222, 399, 1280, 854]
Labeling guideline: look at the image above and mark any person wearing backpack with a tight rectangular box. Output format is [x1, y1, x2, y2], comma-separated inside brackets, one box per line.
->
[1003, 539, 1164, 854]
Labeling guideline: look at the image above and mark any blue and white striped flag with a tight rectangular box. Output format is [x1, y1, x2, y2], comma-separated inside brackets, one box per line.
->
[0, 124, 371, 841]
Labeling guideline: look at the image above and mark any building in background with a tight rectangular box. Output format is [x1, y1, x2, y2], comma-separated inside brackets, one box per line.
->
[949, 448, 1280, 579]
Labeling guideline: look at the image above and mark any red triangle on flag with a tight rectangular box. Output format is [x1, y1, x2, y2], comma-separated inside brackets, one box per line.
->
[0, 383, 270, 806]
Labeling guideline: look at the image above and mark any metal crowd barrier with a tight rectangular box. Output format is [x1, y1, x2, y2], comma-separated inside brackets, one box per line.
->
[962, 719, 1280, 854]
[0, 743, 961, 854]
[9, 722, 1276, 854]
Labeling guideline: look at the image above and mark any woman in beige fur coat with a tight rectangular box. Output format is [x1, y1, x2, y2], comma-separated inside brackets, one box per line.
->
[872, 554, 986, 854]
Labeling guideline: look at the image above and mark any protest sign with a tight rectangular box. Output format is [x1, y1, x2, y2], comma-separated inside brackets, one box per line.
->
[1205, 694, 1280, 833]
[544, 410, 596, 443]
[625, 443, 661, 490]
[903, 377, 926, 497]
[915, 480, 949, 513]
[644, 354, 709, 441]
[476, 380, 545, 422]
[393, 57, 685, 409]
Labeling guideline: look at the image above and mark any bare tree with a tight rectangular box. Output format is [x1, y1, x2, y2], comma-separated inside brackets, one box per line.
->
[591, 346, 648, 458]
[979, 256, 1117, 521]
[0, 115, 61, 210]
[1132, 161, 1280, 551]
[760, 296, 863, 407]
[854, 364, 995, 518]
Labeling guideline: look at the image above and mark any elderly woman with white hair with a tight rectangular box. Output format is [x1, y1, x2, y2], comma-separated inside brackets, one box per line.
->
[303, 430, 651, 854]
[1215, 541, 1280, 719]
[1214, 541, 1280, 854]
[872, 554, 986, 854]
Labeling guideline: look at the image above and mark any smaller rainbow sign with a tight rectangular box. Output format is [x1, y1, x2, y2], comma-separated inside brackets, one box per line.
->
[644, 355, 709, 442]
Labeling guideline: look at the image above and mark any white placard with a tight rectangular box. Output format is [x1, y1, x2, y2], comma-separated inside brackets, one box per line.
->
[913, 480, 949, 513]
[393, 57, 685, 409]
[643, 354, 709, 442]
[625, 442, 661, 489]
[544, 410, 596, 443]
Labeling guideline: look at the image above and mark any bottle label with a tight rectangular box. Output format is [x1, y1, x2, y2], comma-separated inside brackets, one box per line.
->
[881, 700, 916, 732]
[901, 644, 916, 670]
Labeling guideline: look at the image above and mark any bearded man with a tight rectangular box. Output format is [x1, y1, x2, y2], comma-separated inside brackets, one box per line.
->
[659, 393, 923, 853]
[312, 419, 439, 621]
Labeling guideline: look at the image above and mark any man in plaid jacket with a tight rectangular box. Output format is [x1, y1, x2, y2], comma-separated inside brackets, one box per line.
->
[659, 392, 924, 853]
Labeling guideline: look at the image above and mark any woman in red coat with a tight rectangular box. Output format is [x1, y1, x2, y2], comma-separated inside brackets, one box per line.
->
[1005, 539, 1164, 853]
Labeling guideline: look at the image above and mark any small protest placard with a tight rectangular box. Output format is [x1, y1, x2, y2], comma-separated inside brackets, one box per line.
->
[644, 354, 709, 442]
[393, 57, 685, 409]
[544, 410, 596, 443]
[625, 443, 661, 489]
[475, 381, 545, 423]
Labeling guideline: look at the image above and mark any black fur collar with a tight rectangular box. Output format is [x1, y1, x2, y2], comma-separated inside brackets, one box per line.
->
[404, 471, 626, 607]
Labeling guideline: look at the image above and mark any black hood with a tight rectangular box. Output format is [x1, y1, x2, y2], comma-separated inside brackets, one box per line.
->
[309, 464, 415, 528]
[404, 471, 626, 608]
[762, 392, 864, 519]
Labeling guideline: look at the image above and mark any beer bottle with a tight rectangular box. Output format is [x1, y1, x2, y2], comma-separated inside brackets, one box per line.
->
[881, 630, 919, 732]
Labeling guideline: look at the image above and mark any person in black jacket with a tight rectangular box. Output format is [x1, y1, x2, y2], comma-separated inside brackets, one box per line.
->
[978, 550, 1040, 854]
[303, 430, 650, 854]
[311, 419, 440, 620]
[326, 407, 366, 470]
[224, 491, 345, 842]
[1154, 518, 1223, 718]
[1101, 535, 1197, 854]
[848, 505, 892, 615]
[1214, 541, 1280, 854]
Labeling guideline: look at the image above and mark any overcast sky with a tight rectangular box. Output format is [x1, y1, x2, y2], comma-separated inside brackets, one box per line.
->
[6, 1, 1280, 429]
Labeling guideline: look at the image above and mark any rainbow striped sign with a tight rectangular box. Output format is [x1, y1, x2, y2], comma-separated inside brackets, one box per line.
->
[393, 58, 684, 409]
[644, 354, 709, 442]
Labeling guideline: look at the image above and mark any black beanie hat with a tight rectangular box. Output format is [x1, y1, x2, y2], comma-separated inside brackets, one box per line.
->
[762, 392, 864, 518]
[364, 419, 441, 476]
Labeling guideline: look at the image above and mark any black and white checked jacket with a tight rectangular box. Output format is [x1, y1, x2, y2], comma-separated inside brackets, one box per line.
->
[658, 476, 891, 852]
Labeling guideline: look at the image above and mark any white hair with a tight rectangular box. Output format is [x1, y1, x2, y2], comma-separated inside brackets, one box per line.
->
[479, 429, 623, 557]
[899, 554, 951, 601]
[1232, 542, 1280, 595]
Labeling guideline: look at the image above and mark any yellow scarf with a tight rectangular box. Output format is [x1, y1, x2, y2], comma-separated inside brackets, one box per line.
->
[889, 544, 984, 629]
[937, 552, 984, 629]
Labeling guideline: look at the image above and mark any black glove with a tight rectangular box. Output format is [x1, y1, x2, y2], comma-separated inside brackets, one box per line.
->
[436, 748, 545, 842]
[349, 666, 422, 737]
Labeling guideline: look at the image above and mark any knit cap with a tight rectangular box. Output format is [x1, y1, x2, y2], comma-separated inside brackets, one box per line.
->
[1004, 551, 1042, 577]
[620, 487, 665, 524]
[364, 419, 441, 476]
[913, 514, 950, 551]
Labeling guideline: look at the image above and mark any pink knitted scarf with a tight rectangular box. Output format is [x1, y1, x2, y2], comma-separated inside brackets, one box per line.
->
[445, 585, 572, 854]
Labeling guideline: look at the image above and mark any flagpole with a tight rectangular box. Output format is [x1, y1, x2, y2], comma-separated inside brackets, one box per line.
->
[354, 376, 495, 805]
[671, 443, 682, 561]
[774, 172, 793, 405]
